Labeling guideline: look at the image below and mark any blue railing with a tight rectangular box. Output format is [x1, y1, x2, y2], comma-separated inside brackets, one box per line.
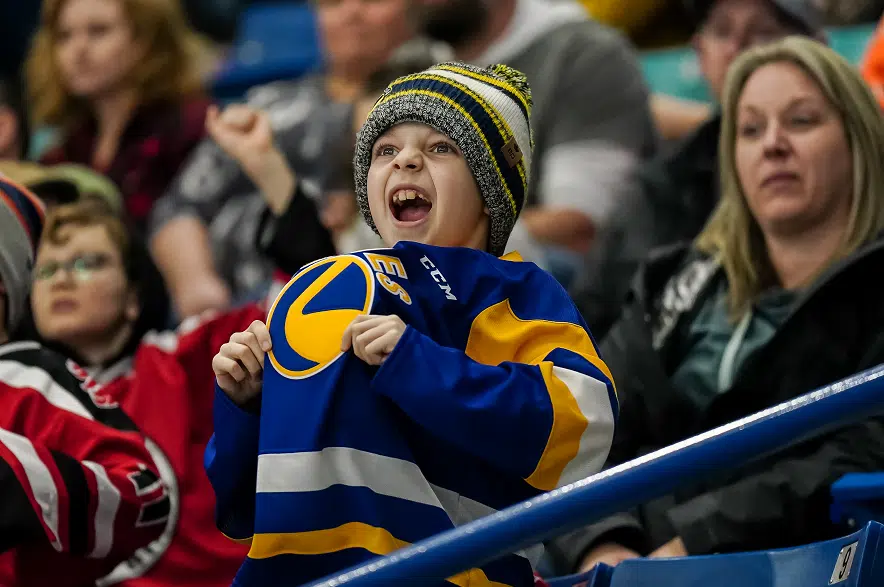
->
[303, 364, 884, 587]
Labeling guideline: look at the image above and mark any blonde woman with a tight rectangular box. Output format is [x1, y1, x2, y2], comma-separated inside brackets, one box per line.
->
[546, 36, 884, 574]
[27, 0, 209, 232]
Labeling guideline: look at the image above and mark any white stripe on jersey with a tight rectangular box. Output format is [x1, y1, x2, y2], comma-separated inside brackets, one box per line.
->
[0, 360, 94, 420]
[0, 427, 63, 551]
[83, 461, 122, 558]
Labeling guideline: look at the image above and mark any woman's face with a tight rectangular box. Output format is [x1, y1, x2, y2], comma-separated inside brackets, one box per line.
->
[54, 0, 144, 99]
[316, 0, 411, 74]
[734, 61, 853, 240]
[31, 223, 138, 348]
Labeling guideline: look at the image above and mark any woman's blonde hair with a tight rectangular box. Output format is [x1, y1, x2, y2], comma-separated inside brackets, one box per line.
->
[26, 0, 204, 128]
[697, 36, 884, 320]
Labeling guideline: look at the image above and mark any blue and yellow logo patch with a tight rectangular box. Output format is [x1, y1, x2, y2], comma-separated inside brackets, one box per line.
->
[266, 255, 374, 379]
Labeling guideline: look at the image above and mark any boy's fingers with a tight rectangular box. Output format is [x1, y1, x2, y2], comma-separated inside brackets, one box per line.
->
[354, 324, 386, 350]
[247, 320, 272, 351]
[216, 372, 236, 391]
[213, 355, 246, 382]
[341, 324, 354, 352]
[231, 331, 265, 373]
[219, 341, 259, 377]
[233, 343, 263, 377]
[349, 315, 387, 334]
[343, 315, 377, 350]
[363, 330, 398, 358]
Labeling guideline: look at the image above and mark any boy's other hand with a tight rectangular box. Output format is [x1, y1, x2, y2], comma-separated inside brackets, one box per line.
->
[213, 320, 272, 405]
[342, 315, 406, 366]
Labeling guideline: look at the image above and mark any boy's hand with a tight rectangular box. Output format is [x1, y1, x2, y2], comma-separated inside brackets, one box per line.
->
[341, 315, 406, 366]
[213, 320, 272, 406]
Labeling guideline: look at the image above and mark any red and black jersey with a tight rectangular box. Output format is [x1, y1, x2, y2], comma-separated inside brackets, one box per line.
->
[89, 304, 267, 587]
[0, 341, 173, 586]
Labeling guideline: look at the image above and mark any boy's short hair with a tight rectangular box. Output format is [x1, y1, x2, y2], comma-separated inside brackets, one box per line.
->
[353, 61, 534, 256]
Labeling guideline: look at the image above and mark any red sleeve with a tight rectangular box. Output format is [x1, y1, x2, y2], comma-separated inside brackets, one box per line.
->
[145, 303, 268, 392]
[0, 344, 171, 581]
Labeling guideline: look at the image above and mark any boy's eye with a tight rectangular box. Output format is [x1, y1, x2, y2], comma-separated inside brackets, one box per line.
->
[375, 144, 397, 157]
[431, 142, 456, 154]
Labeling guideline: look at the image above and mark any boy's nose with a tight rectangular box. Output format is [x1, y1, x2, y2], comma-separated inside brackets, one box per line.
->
[393, 148, 423, 171]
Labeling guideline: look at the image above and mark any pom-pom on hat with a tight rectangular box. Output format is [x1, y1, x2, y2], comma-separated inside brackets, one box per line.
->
[354, 62, 534, 257]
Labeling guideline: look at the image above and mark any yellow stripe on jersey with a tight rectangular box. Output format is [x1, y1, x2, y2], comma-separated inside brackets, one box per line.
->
[248, 523, 511, 587]
[464, 298, 614, 382]
[464, 298, 615, 491]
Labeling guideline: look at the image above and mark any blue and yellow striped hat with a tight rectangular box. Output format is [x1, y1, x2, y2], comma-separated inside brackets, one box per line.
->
[354, 62, 534, 256]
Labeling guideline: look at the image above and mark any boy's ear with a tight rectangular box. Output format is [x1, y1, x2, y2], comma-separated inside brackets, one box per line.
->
[483, 206, 490, 216]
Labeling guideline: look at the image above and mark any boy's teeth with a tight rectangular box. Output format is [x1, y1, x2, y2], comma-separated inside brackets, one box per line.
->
[393, 190, 427, 204]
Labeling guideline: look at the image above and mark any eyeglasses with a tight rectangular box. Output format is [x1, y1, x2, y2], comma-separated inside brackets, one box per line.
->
[34, 253, 114, 282]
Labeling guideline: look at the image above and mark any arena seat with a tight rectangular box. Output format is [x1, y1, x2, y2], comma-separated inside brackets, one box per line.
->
[211, 2, 321, 102]
[832, 473, 884, 529]
[542, 522, 884, 587]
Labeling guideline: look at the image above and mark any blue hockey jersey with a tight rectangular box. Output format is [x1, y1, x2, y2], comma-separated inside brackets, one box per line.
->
[205, 242, 618, 587]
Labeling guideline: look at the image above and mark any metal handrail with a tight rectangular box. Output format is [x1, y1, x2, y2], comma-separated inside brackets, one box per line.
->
[304, 365, 884, 587]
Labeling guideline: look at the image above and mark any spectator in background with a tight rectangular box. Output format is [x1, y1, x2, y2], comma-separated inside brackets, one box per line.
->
[573, 0, 826, 338]
[547, 36, 884, 573]
[0, 77, 29, 160]
[27, 0, 210, 234]
[149, 0, 414, 319]
[26, 200, 266, 586]
[413, 0, 657, 294]
[0, 178, 173, 587]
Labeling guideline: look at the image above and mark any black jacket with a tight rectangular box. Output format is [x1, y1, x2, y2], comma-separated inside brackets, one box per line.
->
[547, 237, 884, 571]
[255, 181, 337, 277]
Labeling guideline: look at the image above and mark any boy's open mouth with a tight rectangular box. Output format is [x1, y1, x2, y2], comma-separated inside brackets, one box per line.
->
[390, 188, 432, 223]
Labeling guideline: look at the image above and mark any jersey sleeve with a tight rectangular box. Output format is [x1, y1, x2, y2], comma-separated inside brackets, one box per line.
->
[0, 345, 171, 567]
[372, 269, 619, 492]
[204, 385, 261, 545]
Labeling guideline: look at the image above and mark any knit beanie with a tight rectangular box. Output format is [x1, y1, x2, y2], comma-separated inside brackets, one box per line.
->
[354, 62, 534, 257]
[0, 177, 45, 333]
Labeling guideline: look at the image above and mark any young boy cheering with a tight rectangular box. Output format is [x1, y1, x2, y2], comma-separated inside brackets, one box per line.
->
[206, 62, 618, 587]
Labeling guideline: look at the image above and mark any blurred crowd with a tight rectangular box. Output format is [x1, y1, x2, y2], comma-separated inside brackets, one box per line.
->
[2, 0, 884, 585]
